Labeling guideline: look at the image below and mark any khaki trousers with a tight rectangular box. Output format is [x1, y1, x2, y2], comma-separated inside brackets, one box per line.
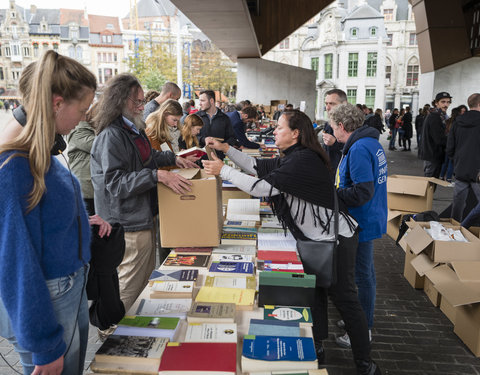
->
[118, 229, 155, 312]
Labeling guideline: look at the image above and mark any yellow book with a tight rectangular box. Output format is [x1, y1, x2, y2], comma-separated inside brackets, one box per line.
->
[205, 275, 256, 289]
[195, 286, 255, 311]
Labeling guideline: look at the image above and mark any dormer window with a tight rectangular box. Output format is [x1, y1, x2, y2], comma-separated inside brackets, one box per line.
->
[369, 27, 377, 37]
[11, 12, 15, 18]
[350, 27, 358, 38]
[106, 23, 114, 30]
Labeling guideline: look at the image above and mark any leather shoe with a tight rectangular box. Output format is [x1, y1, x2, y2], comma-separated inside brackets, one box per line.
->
[355, 359, 382, 375]
[315, 341, 325, 365]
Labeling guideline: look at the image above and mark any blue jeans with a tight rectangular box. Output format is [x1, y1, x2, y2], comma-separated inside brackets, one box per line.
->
[0, 265, 89, 374]
[388, 128, 397, 149]
[439, 154, 454, 181]
[355, 240, 376, 329]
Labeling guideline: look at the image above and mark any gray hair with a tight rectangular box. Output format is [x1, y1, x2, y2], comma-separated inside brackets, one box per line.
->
[329, 103, 365, 133]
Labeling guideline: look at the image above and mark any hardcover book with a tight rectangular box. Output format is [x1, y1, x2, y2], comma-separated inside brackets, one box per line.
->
[95, 335, 169, 366]
[257, 260, 304, 273]
[195, 286, 255, 310]
[158, 342, 236, 374]
[187, 302, 236, 323]
[208, 261, 254, 276]
[204, 275, 256, 289]
[263, 306, 313, 326]
[257, 250, 299, 262]
[184, 322, 237, 343]
[150, 281, 195, 299]
[241, 336, 317, 372]
[176, 146, 207, 158]
[114, 316, 180, 339]
[148, 269, 198, 284]
[160, 254, 210, 270]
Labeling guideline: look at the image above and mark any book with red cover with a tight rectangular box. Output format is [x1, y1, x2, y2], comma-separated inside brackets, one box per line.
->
[257, 250, 299, 262]
[176, 147, 207, 159]
[158, 342, 236, 374]
[257, 259, 304, 273]
[174, 247, 213, 255]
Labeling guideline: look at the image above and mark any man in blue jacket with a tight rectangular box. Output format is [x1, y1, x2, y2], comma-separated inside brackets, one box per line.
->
[329, 103, 388, 349]
[227, 106, 262, 149]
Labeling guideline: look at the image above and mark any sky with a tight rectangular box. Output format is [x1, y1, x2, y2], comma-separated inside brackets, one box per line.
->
[1, 0, 132, 18]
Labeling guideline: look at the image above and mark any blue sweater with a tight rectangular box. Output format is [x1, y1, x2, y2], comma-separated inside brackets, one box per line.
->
[0, 152, 91, 365]
[337, 126, 388, 242]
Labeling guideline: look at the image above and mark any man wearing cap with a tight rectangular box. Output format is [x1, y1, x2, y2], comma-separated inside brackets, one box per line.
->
[420, 92, 452, 178]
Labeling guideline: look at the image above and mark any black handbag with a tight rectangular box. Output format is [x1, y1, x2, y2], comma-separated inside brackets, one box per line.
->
[296, 187, 339, 288]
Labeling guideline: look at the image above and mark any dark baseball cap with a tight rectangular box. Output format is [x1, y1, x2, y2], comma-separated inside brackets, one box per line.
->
[435, 92, 452, 101]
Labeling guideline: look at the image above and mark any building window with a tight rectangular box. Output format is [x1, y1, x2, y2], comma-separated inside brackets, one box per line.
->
[107, 35, 112, 43]
[383, 9, 394, 21]
[70, 29, 78, 40]
[76, 46, 82, 60]
[385, 65, 392, 81]
[366, 52, 377, 77]
[279, 38, 289, 49]
[22, 46, 30, 56]
[348, 53, 358, 77]
[311, 57, 319, 78]
[369, 27, 377, 37]
[98, 68, 103, 84]
[0, 67, 4, 80]
[104, 68, 113, 82]
[97, 52, 102, 62]
[350, 28, 358, 38]
[114, 53, 117, 62]
[365, 89, 375, 108]
[409, 33, 417, 45]
[386, 34, 393, 46]
[324, 54, 333, 79]
[33, 43, 39, 57]
[406, 65, 419, 86]
[53, 43, 59, 51]
[347, 89, 357, 105]
[5, 47, 11, 57]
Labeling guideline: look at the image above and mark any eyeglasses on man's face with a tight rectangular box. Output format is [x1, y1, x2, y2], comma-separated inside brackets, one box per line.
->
[128, 96, 147, 108]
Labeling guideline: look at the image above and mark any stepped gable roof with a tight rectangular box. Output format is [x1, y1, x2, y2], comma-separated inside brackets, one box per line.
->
[60, 9, 88, 26]
[367, 0, 409, 21]
[344, 3, 383, 20]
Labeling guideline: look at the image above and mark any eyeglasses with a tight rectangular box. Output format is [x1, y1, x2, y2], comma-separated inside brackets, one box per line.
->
[128, 96, 147, 108]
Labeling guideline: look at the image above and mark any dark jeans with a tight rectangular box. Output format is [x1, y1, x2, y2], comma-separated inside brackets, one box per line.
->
[388, 128, 397, 149]
[313, 232, 371, 362]
[439, 155, 454, 181]
[452, 180, 480, 222]
[423, 160, 442, 179]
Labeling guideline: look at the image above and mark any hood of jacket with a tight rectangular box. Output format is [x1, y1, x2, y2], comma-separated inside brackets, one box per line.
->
[343, 125, 380, 154]
[454, 110, 480, 129]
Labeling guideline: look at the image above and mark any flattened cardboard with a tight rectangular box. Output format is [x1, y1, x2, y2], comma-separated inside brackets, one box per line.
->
[410, 253, 438, 276]
[158, 170, 223, 247]
[451, 261, 480, 283]
[387, 175, 449, 212]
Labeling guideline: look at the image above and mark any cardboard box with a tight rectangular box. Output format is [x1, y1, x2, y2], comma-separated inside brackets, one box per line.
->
[403, 247, 424, 289]
[270, 100, 288, 107]
[157, 169, 223, 247]
[469, 227, 480, 238]
[387, 175, 449, 212]
[424, 264, 457, 315]
[423, 277, 441, 307]
[387, 210, 415, 241]
[440, 297, 457, 324]
[404, 223, 480, 262]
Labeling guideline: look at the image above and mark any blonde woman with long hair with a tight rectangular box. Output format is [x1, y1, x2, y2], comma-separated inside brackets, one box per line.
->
[145, 99, 183, 152]
[0, 50, 96, 374]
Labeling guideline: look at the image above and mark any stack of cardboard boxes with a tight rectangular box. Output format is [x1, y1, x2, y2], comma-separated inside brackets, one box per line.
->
[387, 175, 480, 356]
[260, 100, 287, 120]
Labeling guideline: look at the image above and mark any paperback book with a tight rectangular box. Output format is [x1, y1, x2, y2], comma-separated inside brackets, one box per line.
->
[263, 306, 313, 326]
[184, 322, 237, 343]
[221, 231, 257, 246]
[195, 286, 255, 310]
[150, 281, 195, 299]
[148, 269, 198, 284]
[248, 319, 300, 337]
[210, 253, 254, 263]
[226, 198, 261, 221]
[257, 260, 304, 273]
[173, 247, 213, 255]
[160, 253, 210, 270]
[187, 302, 236, 323]
[205, 275, 256, 289]
[211, 245, 256, 255]
[223, 220, 257, 228]
[208, 261, 255, 276]
[135, 299, 192, 317]
[114, 316, 180, 339]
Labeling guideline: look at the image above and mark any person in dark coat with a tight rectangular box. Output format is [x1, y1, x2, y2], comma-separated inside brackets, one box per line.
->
[227, 106, 262, 149]
[401, 106, 413, 151]
[322, 89, 347, 173]
[420, 92, 452, 178]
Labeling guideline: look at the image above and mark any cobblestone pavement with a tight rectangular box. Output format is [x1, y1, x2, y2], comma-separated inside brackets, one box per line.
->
[0, 120, 478, 374]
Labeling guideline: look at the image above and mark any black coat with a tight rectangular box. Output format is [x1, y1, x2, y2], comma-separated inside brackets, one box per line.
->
[420, 111, 447, 163]
[446, 110, 480, 182]
[197, 109, 236, 159]
[322, 122, 343, 173]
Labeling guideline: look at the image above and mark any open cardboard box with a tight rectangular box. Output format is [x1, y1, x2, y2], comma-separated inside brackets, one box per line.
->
[404, 222, 480, 262]
[403, 246, 424, 289]
[387, 210, 416, 241]
[432, 261, 480, 356]
[157, 168, 223, 247]
[424, 264, 459, 320]
[387, 175, 449, 213]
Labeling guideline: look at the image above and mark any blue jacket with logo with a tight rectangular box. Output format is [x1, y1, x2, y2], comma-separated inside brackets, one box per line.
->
[336, 125, 387, 242]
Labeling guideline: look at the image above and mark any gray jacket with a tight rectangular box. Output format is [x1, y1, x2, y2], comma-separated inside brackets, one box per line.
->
[90, 117, 176, 231]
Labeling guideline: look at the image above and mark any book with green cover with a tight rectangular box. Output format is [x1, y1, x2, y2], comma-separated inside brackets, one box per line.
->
[263, 306, 313, 325]
[187, 302, 236, 323]
[115, 316, 180, 339]
[259, 272, 316, 287]
[205, 275, 256, 289]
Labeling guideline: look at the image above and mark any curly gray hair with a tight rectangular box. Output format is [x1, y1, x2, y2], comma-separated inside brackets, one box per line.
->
[329, 103, 365, 132]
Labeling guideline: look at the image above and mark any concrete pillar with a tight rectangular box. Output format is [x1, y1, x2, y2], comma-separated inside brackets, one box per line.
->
[237, 57, 316, 120]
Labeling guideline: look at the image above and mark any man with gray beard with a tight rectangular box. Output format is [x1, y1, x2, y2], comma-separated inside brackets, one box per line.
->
[90, 73, 197, 315]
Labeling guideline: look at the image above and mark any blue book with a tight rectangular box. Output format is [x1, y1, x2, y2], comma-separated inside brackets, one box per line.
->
[248, 319, 300, 337]
[241, 336, 317, 372]
[208, 261, 254, 275]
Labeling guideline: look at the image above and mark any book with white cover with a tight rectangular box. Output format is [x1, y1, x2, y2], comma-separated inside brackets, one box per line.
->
[150, 281, 194, 298]
[135, 299, 192, 317]
[184, 323, 237, 343]
[210, 253, 254, 263]
[212, 245, 256, 255]
[257, 238, 297, 251]
[226, 199, 260, 221]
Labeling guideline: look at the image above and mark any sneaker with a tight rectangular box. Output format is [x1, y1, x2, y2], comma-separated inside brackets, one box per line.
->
[335, 330, 372, 348]
[336, 319, 345, 329]
[447, 182, 455, 187]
